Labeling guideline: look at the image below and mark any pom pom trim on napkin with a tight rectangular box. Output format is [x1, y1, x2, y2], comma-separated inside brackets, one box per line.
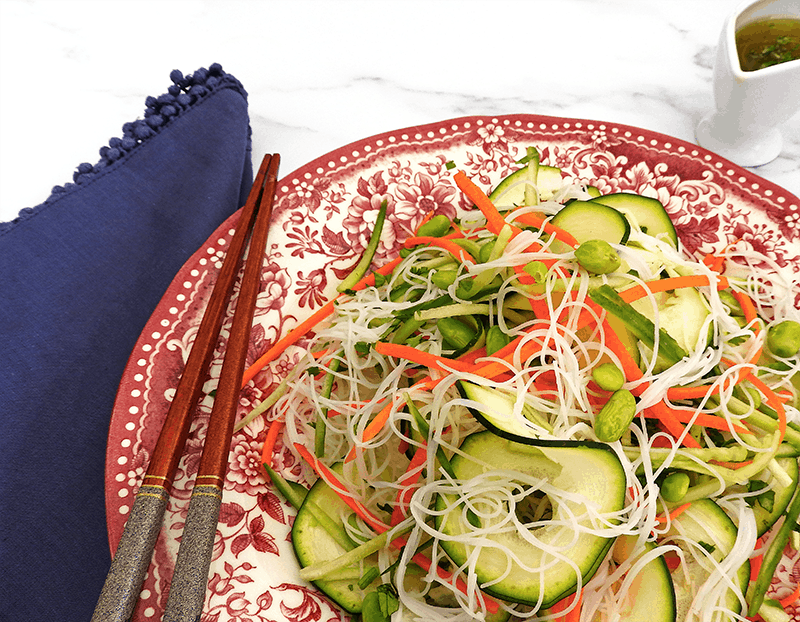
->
[1, 63, 250, 234]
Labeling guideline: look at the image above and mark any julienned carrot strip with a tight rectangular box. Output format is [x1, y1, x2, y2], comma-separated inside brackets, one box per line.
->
[618, 274, 730, 304]
[261, 419, 285, 468]
[297, 444, 500, 614]
[241, 256, 404, 386]
[709, 459, 754, 469]
[647, 401, 702, 448]
[732, 290, 759, 325]
[654, 502, 692, 524]
[294, 443, 390, 533]
[513, 211, 580, 250]
[375, 341, 476, 375]
[390, 445, 427, 526]
[670, 410, 750, 434]
[409, 551, 500, 614]
[345, 398, 396, 462]
[550, 589, 582, 622]
[453, 170, 519, 236]
[746, 374, 787, 444]
[403, 235, 477, 264]
[779, 583, 800, 608]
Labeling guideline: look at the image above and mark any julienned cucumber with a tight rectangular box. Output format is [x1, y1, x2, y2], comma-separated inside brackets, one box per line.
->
[291, 464, 381, 613]
[434, 432, 626, 608]
[666, 499, 750, 621]
[589, 193, 678, 247]
[751, 456, 799, 537]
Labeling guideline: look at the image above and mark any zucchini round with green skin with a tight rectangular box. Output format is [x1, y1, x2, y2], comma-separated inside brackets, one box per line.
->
[551, 200, 631, 252]
[489, 164, 564, 206]
[457, 380, 552, 441]
[589, 192, 678, 247]
[434, 432, 627, 609]
[628, 284, 712, 356]
[586, 536, 676, 622]
[292, 464, 381, 613]
[665, 499, 750, 621]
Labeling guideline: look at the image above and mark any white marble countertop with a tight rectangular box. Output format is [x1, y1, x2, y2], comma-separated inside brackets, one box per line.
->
[1, 0, 798, 224]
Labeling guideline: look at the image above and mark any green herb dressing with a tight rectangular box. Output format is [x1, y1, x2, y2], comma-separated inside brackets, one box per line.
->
[736, 17, 800, 71]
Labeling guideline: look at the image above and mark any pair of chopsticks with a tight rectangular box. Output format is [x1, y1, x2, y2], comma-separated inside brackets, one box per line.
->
[91, 154, 280, 622]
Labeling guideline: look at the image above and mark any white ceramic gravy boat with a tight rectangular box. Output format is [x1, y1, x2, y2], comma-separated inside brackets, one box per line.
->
[696, 0, 800, 167]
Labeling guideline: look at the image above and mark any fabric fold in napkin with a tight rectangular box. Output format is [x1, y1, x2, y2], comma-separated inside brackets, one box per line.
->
[0, 64, 253, 621]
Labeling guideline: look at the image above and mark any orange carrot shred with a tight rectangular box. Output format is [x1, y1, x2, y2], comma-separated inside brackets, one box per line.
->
[655, 502, 692, 524]
[513, 210, 580, 249]
[345, 397, 395, 462]
[390, 445, 427, 526]
[550, 589, 583, 622]
[294, 443, 389, 533]
[453, 170, 518, 236]
[261, 419, 285, 468]
[241, 256, 403, 386]
[779, 583, 800, 608]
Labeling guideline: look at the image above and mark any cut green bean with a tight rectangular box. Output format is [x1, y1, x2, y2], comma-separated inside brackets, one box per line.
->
[415, 214, 451, 237]
[590, 284, 688, 365]
[747, 484, 800, 615]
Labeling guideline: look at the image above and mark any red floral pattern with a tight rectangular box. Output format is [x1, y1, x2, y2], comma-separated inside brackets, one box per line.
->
[106, 115, 800, 621]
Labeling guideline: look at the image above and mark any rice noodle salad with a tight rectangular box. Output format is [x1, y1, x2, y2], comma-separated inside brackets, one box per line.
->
[249, 149, 800, 622]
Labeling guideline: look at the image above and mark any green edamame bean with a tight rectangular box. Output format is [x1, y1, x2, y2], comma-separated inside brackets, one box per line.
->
[415, 214, 452, 237]
[592, 362, 625, 391]
[574, 239, 621, 275]
[486, 325, 510, 355]
[767, 320, 800, 358]
[438, 317, 477, 350]
[431, 269, 458, 289]
[660, 472, 690, 503]
[593, 389, 636, 442]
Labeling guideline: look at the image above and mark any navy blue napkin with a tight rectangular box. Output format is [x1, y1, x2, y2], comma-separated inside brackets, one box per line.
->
[0, 64, 253, 621]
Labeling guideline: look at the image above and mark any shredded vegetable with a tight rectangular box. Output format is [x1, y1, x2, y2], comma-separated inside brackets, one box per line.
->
[245, 151, 800, 622]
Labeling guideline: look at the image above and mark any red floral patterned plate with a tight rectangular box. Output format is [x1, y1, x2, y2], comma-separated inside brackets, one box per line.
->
[106, 114, 800, 621]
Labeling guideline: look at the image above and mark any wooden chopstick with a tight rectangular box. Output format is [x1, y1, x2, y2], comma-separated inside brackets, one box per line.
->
[162, 154, 280, 622]
[90, 153, 278, 622]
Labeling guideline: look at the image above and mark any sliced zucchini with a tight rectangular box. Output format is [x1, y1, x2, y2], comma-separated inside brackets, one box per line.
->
[589, 193, 678, 247]
[457, 380, 552, 441]
[292, 464, 381, 613]
[490, 164, 564, 207]
[628, 284, 712, 355]
[585, 536, 676, 622]
[434, 432, 626, 609]
[666, 499, 750, 621]
[551, 200, 631, 249]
